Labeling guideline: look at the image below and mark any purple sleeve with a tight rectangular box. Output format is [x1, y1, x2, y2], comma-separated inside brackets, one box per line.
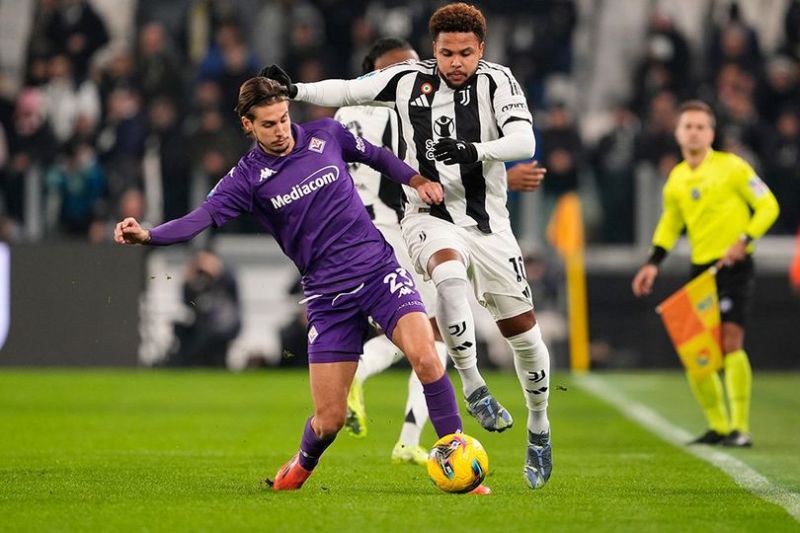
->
[331, 120, 417, 185]
[201, 165, 253, 226]
[149, 207, 213, 245]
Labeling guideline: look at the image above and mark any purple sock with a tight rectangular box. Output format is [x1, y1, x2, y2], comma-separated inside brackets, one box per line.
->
[422, 374, 463, 437]
[297, 417, 336, 471]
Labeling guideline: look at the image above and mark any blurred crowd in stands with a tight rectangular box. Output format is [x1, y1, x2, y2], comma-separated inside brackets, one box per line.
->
[0, 0, 798, 245]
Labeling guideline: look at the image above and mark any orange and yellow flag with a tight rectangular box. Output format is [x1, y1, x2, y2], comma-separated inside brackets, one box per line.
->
[656, 268, 722, 379]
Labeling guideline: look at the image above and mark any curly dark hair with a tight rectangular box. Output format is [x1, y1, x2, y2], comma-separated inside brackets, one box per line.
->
[429, 3, 487, 42]
[235, 77, 288, 119]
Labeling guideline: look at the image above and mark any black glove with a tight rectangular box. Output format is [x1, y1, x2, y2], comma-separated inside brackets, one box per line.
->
[432, 138, 478, 165]
[258, 64, 297, 98]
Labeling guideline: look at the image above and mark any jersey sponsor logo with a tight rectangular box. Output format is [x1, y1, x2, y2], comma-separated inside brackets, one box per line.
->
[500, 102, 526, 113]
[424, 138, 436, 160]
[457, 86, 471, 106]
[748, 176, 768, 198]
[355, 136, 366, 153]
[307, 325, 318, 344]
[309, 137, 326, 153]
[270, 165, 340, 209]
[433, 116, 454, 138]
[259, 167, 276, 181]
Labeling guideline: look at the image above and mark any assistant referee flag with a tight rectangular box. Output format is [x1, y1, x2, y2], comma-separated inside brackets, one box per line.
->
[657, 268, 723, 379]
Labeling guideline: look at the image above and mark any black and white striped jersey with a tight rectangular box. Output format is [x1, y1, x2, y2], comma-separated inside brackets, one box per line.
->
[295, 59, 534, 234]
[334, 105, 404, 226]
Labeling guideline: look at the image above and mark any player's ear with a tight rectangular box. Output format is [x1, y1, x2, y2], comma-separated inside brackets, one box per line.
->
[478, 40, 485, 58]
[241, 116, 252, 134]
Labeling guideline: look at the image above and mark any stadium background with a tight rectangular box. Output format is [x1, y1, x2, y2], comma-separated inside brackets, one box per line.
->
[0, 0, 798, 370]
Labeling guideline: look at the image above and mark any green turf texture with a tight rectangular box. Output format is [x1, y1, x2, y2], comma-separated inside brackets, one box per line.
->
[1, 370, 798, 532]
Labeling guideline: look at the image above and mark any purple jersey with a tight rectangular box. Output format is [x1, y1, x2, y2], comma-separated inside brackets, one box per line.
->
[201, 118, 416, 294]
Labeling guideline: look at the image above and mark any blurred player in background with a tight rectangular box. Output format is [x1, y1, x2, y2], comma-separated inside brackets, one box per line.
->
[114, 77, 471, 491]
[632, 100, 779, 448]
[337, 36, 546, 466]
[262, 2, 554, 489]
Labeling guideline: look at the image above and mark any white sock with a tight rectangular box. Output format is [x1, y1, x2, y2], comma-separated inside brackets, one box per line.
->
[509, 324, 551, 437]
[399, 341, 448, 446]
[355, 335, 403, 383]
[431, 261, 485, 397]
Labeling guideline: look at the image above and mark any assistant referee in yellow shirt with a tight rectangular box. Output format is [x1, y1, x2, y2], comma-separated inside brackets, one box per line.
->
[632, 100, 779, 448]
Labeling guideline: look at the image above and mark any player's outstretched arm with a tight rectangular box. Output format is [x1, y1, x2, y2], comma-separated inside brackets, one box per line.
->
[261, 63, 404, 107]
[114, 207, 214, 246]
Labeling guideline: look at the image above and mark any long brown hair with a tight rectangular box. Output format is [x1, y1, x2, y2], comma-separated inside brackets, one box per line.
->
[235, 77, 288, 120]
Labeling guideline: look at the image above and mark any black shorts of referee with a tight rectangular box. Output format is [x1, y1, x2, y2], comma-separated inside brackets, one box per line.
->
[690, 255, 754, 326]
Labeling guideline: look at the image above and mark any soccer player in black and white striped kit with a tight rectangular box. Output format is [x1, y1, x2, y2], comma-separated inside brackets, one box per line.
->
[262, 3, 553, 489]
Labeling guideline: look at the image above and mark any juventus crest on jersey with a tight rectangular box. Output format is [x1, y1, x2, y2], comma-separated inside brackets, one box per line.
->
[297, 59, 533, 234]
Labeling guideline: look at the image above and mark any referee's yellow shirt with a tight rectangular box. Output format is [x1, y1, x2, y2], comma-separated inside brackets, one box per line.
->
[652, 150, 780, 265]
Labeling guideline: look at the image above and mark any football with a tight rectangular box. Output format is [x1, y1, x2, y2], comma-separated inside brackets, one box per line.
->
[427, 433, 489, 493]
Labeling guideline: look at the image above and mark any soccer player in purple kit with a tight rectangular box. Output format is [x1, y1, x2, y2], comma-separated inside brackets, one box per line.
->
[113, 77, 468, 492]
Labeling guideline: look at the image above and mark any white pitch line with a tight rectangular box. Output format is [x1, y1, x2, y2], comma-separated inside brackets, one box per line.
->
[576, 373, 800, 523]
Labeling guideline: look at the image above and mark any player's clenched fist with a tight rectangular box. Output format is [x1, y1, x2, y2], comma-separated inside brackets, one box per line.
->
[409, 174, 444, 205]
[114, 217, 150, 245]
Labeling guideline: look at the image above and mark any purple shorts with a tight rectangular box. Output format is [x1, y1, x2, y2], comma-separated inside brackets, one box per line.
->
[304, 262, 427, 364]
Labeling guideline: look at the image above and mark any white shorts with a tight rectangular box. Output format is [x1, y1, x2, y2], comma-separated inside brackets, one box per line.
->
[401, 213, 534, 321]
[376, 221, 438, 317]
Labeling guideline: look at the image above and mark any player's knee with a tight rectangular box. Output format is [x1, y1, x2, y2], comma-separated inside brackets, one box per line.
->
[314, 409, 346, 438]
[316, 417, 345, 439]
[409, 348, 444, 382]
[430, 260, 468, 289]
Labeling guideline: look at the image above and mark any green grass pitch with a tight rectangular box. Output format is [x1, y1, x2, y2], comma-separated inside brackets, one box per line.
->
[1, 369, 798, 532]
